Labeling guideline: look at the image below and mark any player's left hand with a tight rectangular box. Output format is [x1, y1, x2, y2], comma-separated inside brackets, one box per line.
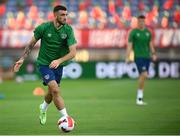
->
[152, 54, 157, 62]
[49, 59, 63, 69]
[125, 58, 134, 64]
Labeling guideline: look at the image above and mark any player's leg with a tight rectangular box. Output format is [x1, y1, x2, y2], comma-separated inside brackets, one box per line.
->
[38, 66, 68, 125]
[38, 65, 55, 125]
[39, 87, 52, 125]
[137, 71, 148, 105]
[135, 58, 150, 105]
[138, 71, 148, 95]
[47, 80, 68, 117]
[40, 87, 52, 111]
[53, 66, 68, 117]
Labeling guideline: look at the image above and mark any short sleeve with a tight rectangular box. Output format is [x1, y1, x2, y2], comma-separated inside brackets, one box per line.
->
[128, 29, 134, 43]
[33, 24, 45, 41]
[67, 26, 77, 46]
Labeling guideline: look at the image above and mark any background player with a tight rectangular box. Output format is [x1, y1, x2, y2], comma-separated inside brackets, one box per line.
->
[126, 15, 157, 105]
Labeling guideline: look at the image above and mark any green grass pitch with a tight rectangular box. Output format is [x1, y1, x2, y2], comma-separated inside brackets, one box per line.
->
[0, 79, 180, 135]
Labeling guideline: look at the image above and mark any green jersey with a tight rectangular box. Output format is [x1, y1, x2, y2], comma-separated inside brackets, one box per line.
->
[128, 28, 152, 58]
[34, 22, 77, 66]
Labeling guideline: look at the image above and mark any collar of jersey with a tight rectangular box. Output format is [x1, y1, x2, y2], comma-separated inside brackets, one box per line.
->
[52, 21, 66, 31]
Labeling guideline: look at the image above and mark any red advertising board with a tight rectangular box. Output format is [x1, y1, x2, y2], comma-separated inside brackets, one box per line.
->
[0, 29, 179, 48]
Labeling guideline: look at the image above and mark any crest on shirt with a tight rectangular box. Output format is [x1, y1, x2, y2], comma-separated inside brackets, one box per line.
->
[146, 32, 150, 37]
[44, 74, 50, 80]
[61, 33, 67, 39]
[137, 33, 140, 37]
[48, 33, 52, 37]
[142, 66, 146, 70]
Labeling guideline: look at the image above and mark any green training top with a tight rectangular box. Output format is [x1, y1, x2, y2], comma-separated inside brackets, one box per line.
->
[34, 21, 77, 66]
[128, 28, 152, 58]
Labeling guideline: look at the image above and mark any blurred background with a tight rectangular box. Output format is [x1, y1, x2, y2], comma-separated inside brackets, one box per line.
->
[0, 0, 179, 81]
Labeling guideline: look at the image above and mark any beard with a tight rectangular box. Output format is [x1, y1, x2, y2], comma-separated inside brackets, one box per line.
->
[57, 19, 66, 25]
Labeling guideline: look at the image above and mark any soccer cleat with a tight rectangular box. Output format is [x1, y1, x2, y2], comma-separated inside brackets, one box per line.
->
[136, 99, 147, 105]
[39, 104, 47, 125]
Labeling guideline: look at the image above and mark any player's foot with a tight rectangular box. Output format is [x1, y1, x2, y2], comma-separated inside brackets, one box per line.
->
[136, 99, 147, 105]
[39, 104, 47, 125]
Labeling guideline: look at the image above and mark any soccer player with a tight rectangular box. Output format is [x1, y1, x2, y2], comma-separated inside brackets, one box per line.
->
[13, 5, 77, 125]
[126, 15, 157, 105]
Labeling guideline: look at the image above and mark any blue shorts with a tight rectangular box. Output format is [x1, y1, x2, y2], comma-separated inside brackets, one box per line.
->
[39, 65, 63, 86]
[135, 58, 150, 74]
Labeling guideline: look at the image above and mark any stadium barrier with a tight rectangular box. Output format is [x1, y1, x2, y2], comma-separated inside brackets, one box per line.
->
[15, 60, 180, 81]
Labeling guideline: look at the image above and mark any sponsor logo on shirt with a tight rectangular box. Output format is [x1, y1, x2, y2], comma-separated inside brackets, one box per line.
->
[61, 33, 67, 39]
[137, 33, 140, 37]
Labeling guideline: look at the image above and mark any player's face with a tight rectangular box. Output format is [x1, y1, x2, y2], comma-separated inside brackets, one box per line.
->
[55, 10, 68, 25]
[138, 18, 145, 29]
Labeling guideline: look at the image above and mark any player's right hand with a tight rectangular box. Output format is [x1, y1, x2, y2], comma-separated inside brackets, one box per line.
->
[125, 58, 133, 64]
[13, 58, 24, 72]
[125, 58, 129, 63]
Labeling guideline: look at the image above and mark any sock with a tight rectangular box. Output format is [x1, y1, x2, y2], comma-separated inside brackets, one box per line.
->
[41, 100, 49, 112]
[59, 108, 68, 117]
[137, 89, 143, 100]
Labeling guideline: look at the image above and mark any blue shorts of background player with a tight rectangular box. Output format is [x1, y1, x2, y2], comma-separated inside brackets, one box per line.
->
[39, 65, 63, 86]
[135, 58, 150, 74]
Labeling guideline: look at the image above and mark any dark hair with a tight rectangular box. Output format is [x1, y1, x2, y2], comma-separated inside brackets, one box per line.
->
[53, 5, 67, 13]
[138, 15, 145, 19]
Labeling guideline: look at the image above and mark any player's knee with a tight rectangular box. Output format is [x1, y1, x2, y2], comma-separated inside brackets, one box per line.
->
[143, 73, 148, 78]
[141, 72, 148, 78]
[139, 74, 147, 82]
[49, 86, 59, 96]
[48, 80, 59, 96]
[51, 89, 59, 96]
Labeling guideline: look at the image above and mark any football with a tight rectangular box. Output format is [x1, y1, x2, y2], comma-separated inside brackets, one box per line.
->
[57, 116, 75, 132]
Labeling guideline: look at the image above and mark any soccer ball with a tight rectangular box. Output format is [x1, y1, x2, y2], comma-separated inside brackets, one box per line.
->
[57, 116, 75, 132]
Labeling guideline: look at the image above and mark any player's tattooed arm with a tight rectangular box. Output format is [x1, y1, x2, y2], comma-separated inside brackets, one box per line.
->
[20, 36, 37, 60]
[13, 36, 37, 72]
